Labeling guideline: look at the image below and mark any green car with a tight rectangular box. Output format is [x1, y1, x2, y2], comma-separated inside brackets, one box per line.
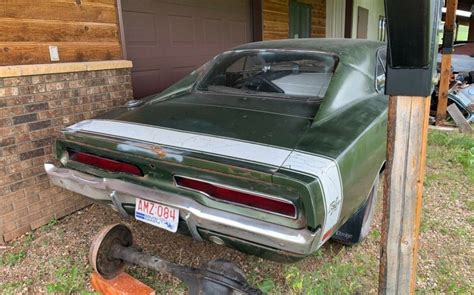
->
[45, 39, 388, 262]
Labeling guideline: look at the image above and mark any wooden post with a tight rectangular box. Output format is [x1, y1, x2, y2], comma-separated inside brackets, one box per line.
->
[379, 96, 431, 294]
[435, 0, 458, 125]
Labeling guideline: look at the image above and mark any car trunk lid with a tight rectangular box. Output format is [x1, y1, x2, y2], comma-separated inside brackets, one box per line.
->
[107, 92, 319, 150]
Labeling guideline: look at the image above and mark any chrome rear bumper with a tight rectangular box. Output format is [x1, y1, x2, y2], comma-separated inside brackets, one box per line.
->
[44, 163, 320, 255]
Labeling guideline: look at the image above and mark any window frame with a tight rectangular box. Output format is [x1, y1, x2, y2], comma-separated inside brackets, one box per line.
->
[375, 46, 387, 94]
[195, 49, 340, 100]
[289, 0, 312, 39]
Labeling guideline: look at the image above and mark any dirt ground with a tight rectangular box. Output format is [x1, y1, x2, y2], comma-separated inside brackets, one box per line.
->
[0, 130, 472, 294]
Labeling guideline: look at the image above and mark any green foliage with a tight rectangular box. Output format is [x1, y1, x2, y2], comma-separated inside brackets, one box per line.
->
[0, 279, 33, 294]
[435, 259, 471, 294]
[467, 216, 474, 225]
[24, 232, 35, 244]
[258, 278, 275, 293]
[41, 219, 59, 232]
[466, 199, 474, 211]
[428, 131, 474, 181]
[370, 229, 381, 240]
[285, 251, 366, 294]
[456, 25, 469, 42]
[0, 250, 27, 267]
[46, 267, 91, 294]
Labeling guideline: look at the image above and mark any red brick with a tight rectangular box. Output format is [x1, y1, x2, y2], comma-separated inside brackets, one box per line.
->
[0, 172, 22, 186]
[15, 215, 30, 228]
[91, 272, 155, 295]
[1, 207, 28, 223]
[3, 225, 30, 241]
[30, 216, 52, 230]
[27, 210, 42, 223]
[2, 191, 26, 204]
[1, 67, 133, 241]
[27, 201, 45, 214]
[0, 203, 14, 215]
[12, 195, 29, 210]
[0, 87, 19, 96]
[2, 221, 17, 233]
[21, 165, 45, 179]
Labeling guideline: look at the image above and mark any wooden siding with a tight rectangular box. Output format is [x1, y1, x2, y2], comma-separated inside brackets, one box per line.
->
[262, 0, 326, 40]
[0, 0, 122, 66]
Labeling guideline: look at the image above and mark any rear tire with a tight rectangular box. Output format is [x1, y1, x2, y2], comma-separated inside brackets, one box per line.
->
[332, 172, 381, 245]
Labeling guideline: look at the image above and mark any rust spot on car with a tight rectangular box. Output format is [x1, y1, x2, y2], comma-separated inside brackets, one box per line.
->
[151, 145, 167, 159]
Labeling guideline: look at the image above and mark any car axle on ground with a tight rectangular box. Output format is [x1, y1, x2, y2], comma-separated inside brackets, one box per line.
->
[89, 223, 264, 295]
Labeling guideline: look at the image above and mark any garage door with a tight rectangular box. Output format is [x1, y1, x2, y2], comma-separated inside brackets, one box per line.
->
[122, 0, 253, 98]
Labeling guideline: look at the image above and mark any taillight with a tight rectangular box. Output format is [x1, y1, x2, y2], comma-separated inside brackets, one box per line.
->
[175, 176, 296, 218]
[69, 151, 143, 176]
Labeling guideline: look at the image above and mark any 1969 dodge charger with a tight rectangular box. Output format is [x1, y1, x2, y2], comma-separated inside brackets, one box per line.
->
[45, 39, 388, 262]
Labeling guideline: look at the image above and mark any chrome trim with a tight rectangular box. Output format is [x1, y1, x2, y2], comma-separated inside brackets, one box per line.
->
[44, 163, 320, 255]
[111, 190, 128, 218]
[125, 99, 144, 108]
[173, 175, 297, 219]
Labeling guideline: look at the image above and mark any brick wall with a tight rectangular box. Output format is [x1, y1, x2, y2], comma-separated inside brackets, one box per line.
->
[0, 63, 133, 243]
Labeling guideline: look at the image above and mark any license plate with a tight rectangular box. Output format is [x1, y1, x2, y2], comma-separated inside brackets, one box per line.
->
[135, 198, 179, 233]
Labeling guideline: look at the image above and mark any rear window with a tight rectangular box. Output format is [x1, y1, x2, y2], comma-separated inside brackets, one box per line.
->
[197, 50, 338, 99]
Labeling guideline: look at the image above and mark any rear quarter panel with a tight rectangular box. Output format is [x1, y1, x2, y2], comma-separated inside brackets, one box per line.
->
[295, 60, 388, 229]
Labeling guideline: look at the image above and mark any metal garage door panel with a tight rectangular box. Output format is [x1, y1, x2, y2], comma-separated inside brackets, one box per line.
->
[122, 0, 252, 98]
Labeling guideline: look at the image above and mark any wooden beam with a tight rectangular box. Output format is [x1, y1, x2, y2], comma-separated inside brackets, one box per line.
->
[0, 42, 122, 66]
[436, 0, 458, 125]
[379, 96, 431, 294]
[0, 18, 119, 43]
[251, 0, 264, 42]
[0, 2, 118, 24]
[436, 54, 452, 125]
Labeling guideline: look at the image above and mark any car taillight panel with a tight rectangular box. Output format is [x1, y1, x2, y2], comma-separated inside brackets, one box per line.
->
[175, 176, 296, 218]
[69, 151, 143, 176]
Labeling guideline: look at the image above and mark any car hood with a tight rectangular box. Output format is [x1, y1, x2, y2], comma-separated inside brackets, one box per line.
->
[101, 92, 319, 150]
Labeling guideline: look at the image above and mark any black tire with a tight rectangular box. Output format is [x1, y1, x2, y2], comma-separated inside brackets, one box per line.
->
[332, 172, 381, 245]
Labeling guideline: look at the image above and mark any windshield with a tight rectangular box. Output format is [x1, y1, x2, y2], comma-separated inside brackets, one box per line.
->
[197, 50, 337, 99]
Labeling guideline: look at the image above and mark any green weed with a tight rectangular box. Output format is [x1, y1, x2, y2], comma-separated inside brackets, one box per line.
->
[467, 216, 474, 225]
[466, 200, 474, 211]
[370, 229, 381, 240]
[258, 278, 275, 293]
[285, 251, 366, 294]
[0, 250, 27, 267]
[434, 259, 471, 294]
[0, 279, 33, 294]
[41, 219, 59, 232]
[46, 266, 91, 294]
[428, 131, 474, 181]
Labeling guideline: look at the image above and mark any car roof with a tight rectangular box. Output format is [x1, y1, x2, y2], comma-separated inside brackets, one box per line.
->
[232, 38, 385, 68]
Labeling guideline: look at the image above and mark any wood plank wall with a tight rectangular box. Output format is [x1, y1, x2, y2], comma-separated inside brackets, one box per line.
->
[262, 0, 326, 40]
[0, 0, 122, 66]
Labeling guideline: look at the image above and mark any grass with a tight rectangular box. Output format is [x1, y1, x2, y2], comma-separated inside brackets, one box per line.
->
[418, 130, 473, 293]
[456, 25, 469, 42]
[0, 250, 27, 267]
[46, 266, 93, 294]
[0, 279, 33, 295]
[427, 130, 474, 181]
[41, 218, 59, 232]
[285, 248, 377, 294]
[435, 259, 471, 294]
